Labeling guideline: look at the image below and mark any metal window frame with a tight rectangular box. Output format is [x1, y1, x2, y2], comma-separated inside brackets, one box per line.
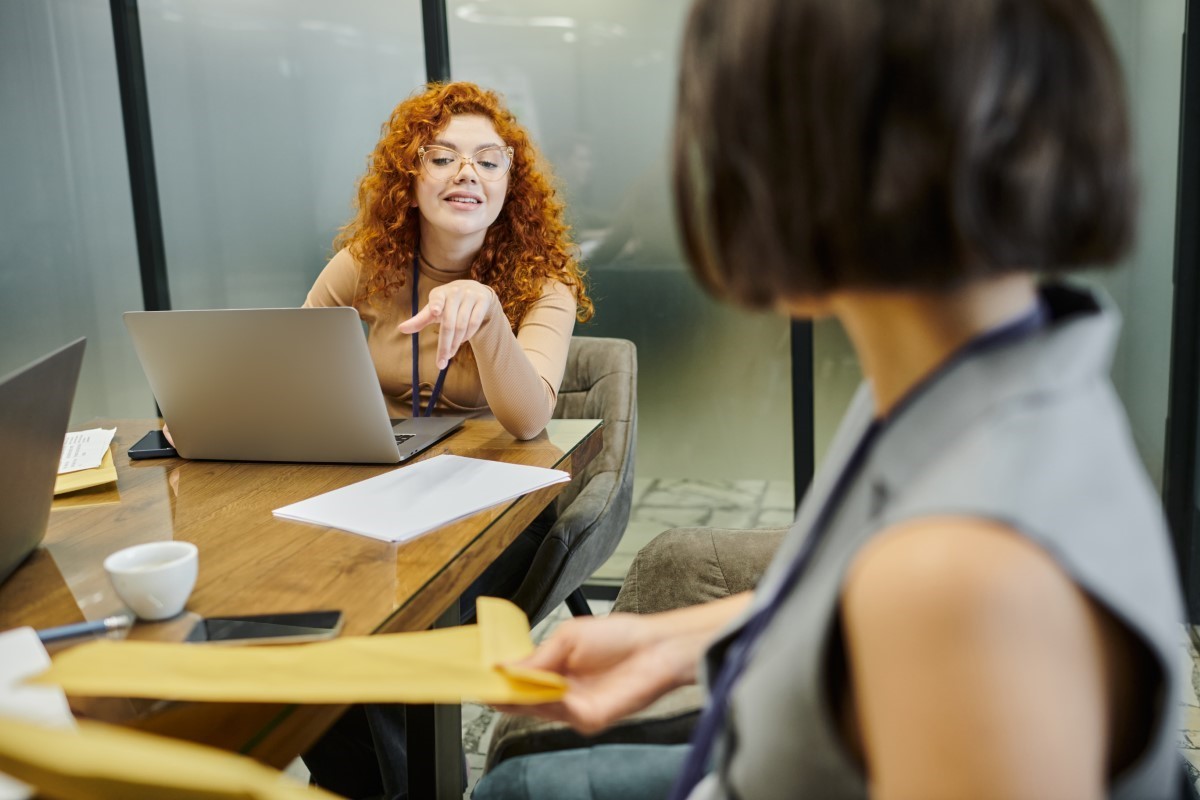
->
[1166, 0, 1200, 623]
[109, 0, 170, 312]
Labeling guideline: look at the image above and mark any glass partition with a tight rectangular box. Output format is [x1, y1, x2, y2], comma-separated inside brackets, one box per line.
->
[1089, 0, 1184, 491]
[447, 0, 796, 582]
[0, 0, 152, 423]
[137, 0, 427, 310]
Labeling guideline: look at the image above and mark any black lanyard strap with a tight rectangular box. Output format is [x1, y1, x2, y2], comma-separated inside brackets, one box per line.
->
[411, 254, 450, 418]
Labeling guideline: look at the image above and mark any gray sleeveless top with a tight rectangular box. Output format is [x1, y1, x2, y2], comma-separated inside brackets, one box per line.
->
[691, 284, 1183, 799]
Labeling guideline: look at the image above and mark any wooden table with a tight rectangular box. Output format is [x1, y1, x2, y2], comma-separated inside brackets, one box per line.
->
[0, 417, 603, 798]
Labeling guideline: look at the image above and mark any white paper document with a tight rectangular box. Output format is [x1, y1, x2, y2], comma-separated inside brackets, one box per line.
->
[0, 627, 76, 799]
[272, 454, 571, 543]
[58, 428, 116, 474]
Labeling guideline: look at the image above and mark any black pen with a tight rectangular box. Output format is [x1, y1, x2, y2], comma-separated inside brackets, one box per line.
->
[36, 613, 134, 644]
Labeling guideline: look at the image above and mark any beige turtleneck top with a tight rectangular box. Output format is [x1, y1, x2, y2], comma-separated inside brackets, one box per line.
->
[303, 248, 577, 440]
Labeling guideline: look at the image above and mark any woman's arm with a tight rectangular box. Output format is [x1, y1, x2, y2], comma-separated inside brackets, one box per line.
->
[842, 517, 1116, 800]
[498, 592, 752, 734]
[468, 279, 576, 439]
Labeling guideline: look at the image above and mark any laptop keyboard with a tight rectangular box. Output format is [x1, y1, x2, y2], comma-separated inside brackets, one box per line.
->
[394, 434, 415, 444]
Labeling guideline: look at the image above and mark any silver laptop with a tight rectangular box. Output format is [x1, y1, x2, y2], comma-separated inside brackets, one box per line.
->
[123, 308, 463, 464]
[0, 338, 86, 585]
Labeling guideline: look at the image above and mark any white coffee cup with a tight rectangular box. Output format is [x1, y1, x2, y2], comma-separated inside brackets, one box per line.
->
[103, 541, 199, 621]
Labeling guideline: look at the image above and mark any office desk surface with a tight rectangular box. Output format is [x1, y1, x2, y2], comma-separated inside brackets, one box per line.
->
[0, 417, 602, 767]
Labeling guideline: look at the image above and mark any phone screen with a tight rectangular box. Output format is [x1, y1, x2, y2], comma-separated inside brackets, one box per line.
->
[128, 429, 178, 460]
[185, 610, 344, 644]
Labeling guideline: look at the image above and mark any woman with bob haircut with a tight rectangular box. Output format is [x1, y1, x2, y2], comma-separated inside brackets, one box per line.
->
[475, 0, 1184, 798]
[301, 81, 592, 798]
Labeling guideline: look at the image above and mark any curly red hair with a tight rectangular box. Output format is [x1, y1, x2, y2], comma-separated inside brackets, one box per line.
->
[335, 82, 593, 332]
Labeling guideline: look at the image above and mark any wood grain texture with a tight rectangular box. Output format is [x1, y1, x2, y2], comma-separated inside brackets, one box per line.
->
[0, 418, 601, 765]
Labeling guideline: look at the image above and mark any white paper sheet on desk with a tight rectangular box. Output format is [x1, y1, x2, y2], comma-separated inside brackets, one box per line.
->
[0, 628, 75, 800]
[58, 427, 116, 474]
[272, 453, 570, 542]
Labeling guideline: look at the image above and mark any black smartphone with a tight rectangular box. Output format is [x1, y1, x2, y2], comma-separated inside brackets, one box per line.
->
[128, 429, 178, 460]
[185, 610, 344, 645]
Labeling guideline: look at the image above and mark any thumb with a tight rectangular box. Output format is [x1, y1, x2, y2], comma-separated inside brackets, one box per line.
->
[514, 630, 575, 674]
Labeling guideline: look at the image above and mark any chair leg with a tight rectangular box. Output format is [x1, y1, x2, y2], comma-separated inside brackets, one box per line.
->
[565, 588, 593, 616]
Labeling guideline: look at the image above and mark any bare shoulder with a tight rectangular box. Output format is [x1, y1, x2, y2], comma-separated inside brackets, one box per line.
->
[844, 516, 1083, 621]
[840, 516, 1118, 797]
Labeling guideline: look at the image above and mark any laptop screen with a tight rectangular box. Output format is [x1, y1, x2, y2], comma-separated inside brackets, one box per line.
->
[0, 339, 85, 585]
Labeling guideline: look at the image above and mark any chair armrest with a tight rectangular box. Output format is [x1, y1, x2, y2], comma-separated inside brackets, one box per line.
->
[613, 527, 787, 615]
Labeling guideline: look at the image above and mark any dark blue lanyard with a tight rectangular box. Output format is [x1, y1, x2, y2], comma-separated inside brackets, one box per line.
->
[411, 255, 449, 418]
[667, 298, 1049, 799]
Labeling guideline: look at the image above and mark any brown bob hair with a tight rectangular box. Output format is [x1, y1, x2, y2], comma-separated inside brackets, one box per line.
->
[337, 82, 593, 328]
[673, 0, 1136, 307]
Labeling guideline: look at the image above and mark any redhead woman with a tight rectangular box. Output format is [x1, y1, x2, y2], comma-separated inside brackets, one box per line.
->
[305, 81, 592, 439]
[301, 81, 592, 799]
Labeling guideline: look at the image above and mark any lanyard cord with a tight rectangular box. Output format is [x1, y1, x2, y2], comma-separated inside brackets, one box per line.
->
[411, 254, 449, 418]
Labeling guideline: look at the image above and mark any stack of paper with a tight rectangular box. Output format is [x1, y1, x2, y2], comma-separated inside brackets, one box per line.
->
[0, 628, 74, 800]
[272, 454, 570, 542]
[54, 428, 117, 496]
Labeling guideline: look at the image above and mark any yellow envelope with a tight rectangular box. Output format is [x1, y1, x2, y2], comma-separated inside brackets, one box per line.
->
[54, 447, 117, 495]
[0, 715, 337, 799]
[32, 598, 565, 705]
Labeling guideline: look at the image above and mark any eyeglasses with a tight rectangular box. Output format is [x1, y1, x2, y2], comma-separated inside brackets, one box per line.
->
[417, 145, 514, 182]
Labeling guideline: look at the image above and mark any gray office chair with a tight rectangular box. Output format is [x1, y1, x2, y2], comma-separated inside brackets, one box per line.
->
[508, 336, 638, 626]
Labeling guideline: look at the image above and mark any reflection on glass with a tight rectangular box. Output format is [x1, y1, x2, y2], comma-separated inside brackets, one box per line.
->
[138, 0, 426, 310]
[0, 0, 152, 422]
[448, 2, 795, 573]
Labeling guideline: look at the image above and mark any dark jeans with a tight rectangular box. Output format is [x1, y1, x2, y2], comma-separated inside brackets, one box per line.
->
[302, 511, 553, 799]
[471, 745, 690, 800]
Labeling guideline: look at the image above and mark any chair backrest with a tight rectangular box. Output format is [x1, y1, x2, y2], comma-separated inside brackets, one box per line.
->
[509, 336, 637, 624]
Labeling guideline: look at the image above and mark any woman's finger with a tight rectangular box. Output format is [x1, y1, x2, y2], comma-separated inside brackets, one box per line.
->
[397, 303, 439, 334]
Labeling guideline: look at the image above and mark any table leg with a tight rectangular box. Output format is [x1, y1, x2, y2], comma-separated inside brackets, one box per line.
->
[406, 603, 464, 799]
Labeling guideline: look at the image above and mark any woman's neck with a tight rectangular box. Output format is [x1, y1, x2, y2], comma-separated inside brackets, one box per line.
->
[417, 220, 482, 275]
[829, 274, 1039, 417]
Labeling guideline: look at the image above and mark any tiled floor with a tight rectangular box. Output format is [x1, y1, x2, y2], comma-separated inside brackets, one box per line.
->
[1179, 631, 1200, 787]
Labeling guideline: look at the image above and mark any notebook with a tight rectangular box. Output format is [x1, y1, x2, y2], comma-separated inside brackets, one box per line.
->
[123, 308, 463, 464]
[0, 338, 85, 586]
